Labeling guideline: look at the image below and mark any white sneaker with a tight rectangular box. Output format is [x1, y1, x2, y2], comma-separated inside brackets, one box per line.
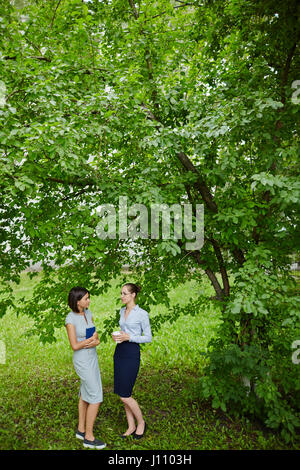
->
[76, 430, 85, 440]
[83, 438, 106, 449]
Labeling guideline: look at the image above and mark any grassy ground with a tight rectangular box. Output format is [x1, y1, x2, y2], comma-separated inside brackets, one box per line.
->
[0, 272, 299, 450]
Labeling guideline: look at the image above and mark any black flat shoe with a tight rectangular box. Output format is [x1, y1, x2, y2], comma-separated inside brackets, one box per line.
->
[133, 422, 147, 440]
[119, 429, 136, 439]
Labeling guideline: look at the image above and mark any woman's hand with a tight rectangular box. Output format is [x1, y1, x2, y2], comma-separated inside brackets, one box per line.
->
[84, 332, 100, 348]
[117, 331, 130, 343]
[66, 324, 99, 351]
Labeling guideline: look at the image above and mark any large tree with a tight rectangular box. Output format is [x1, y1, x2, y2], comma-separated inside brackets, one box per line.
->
[1, 0, 299, 439]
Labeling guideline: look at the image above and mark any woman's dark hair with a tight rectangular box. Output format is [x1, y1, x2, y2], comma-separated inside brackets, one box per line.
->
[123, 283, 141, 298]
[68, 286, 90, 313]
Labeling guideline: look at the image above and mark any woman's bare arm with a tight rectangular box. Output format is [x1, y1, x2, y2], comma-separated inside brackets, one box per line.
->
[66, 323, 96, 351]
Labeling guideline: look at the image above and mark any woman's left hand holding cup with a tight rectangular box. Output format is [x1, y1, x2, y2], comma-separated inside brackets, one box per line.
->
[112, 331, 130, 343]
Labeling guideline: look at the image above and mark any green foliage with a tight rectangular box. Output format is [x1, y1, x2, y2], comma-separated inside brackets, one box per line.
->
[1, 275, 298, 450]
[200, 341, 300, 443]
[200, 250, 300, 441]
[0, 0, 299, 442]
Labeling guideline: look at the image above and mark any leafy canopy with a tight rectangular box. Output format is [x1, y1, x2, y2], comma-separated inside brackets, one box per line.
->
[0, 0, 299, 440]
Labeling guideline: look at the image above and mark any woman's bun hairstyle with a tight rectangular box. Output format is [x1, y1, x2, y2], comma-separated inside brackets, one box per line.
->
[124, 283, 141, 296]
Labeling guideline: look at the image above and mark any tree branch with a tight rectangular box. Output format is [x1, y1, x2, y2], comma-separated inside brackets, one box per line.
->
[191, 250, 224, 300]
[4, 55, 51, 62]
[50, 0, 63, 29]
[280, 31, 300, 104]
[209, 237, 230, 296]
[128, 0, 139, 19]
[177, 152, 218, 213]
[46, 176, 96, 187]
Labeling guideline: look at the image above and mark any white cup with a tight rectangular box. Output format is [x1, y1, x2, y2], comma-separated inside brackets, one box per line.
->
[112, 331, 121, 343]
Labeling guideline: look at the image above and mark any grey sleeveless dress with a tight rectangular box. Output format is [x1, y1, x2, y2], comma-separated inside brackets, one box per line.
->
[65, 309, 103, 404]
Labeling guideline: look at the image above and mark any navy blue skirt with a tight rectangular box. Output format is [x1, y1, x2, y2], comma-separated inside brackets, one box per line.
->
[113, 342, 140, 398]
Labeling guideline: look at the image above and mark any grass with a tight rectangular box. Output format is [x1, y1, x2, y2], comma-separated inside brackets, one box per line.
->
[0, 272, 299, 450]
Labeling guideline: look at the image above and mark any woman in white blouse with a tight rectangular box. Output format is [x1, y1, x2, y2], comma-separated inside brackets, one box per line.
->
[112, 283, 152, 439]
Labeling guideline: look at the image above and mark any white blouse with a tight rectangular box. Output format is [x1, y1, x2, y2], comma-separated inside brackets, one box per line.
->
[119, 304, 152, 344]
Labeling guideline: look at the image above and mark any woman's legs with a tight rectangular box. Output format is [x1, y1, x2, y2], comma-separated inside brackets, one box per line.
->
[123, 402, 136, 435]
[120, 396, 145, 435]
[85, 402, 100, 441]
[78, 396, 88, 433]
[78, 397, 100, 441]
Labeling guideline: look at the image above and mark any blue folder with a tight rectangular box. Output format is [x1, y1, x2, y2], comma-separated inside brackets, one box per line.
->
[86, 326, 96, 339]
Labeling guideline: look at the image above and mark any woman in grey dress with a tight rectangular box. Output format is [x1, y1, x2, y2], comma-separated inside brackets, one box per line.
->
[65, 287, 106, 449]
